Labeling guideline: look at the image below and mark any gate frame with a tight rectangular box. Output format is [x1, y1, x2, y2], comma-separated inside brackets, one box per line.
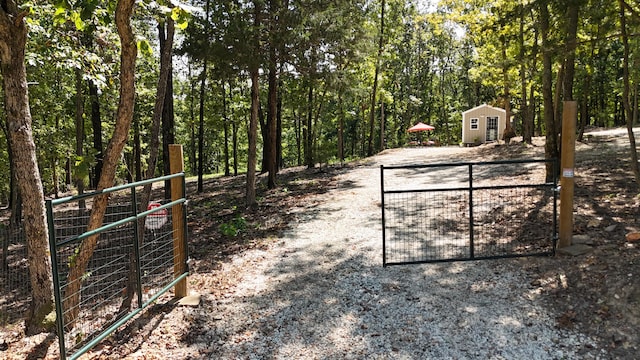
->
[381, 158, 558, 266]
[47, 171, 188, 360]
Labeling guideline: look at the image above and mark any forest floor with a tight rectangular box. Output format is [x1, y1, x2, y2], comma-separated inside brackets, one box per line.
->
[2, 127, 640, 359]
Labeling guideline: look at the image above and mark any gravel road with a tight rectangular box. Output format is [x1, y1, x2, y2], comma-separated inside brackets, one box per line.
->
[195, 147, 605, 359]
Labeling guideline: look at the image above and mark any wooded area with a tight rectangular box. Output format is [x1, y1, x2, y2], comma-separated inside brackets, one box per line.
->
[1, 0, 640, 333]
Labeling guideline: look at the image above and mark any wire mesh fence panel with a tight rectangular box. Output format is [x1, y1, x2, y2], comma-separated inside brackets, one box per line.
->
[383, 191, 470, 264]
[472, 186, 556, 258]
[0, 224, 29, 327]
[381, 159, 557, 266]
[46, 173, 188, 360]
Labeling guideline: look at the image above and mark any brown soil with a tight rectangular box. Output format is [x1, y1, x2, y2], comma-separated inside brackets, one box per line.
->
[2, 129, 639, 359]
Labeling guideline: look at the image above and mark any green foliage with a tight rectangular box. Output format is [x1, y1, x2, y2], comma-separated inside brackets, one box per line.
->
[219, 215, 247, 237]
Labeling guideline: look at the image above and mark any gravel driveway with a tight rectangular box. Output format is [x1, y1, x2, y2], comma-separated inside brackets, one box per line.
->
[196, 147, 603, 359]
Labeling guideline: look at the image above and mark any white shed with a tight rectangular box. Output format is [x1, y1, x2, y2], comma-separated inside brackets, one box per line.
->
[461, 104, 507, 145]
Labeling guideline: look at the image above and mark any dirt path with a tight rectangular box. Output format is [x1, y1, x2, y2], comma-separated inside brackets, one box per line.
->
[4, 131, 639, 359]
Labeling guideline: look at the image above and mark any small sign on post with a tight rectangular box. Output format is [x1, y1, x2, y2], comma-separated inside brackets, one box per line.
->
[145, 201, 168, 230]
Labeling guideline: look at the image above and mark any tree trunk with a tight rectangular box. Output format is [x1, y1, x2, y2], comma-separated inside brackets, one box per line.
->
[276, 78, 283, 169]
[368, 0, 385, 157]
[247, 0, 261, 208]
[305, 77, 314, 168]
[198, 0, 211, 193]
[619, 0, 640, 184]
[338, 93, 344, 162]
[63, 0, 137, 328]
[539, 1, 558, 182]
[74, 68, 86, 210]
[162, 70, 175, 198]
[267, 46, 278, 188]
[222, 80, 230, 176]
[118, 14, 175, 318]
[520, 6, 532, 144]
[562, 1, 580, 102]
[0, 3, 54, 334]
[197, 64, 207, 193]
[133, 117, 142, 181]
[89, 80, 103, 188]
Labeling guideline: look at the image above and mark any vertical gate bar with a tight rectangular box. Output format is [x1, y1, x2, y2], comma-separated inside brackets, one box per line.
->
[46, 200, 67, 360]
[130, 187, 143, 307]
[468, 164, 474, 260]
[181, 174, 190, 273]
[380, 165, 387, 267]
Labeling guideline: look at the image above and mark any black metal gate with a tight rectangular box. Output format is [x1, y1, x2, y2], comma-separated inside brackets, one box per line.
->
[381, 159, 558, 266]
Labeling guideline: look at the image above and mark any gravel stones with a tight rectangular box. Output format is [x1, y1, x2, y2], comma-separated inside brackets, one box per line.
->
[197, 148, 601, 359]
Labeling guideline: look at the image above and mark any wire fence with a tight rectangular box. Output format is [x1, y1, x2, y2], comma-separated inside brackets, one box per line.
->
[381, 159, 558, 266]
[0, 223, 29, 327]
[0, 174, 188, 359]
[47, 173, 188, 360]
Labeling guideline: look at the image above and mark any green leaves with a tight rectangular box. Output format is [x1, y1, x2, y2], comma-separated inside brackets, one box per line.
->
[137, 39, 153, 56]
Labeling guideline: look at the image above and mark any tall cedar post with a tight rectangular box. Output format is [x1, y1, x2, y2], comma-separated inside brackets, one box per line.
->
[169, 144, 187, 297]
[558, 101, 577, 248]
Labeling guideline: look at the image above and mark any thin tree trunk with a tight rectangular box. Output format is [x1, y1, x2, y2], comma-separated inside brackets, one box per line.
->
[188, 64, 197, 175]
[247, 0, 261, 208]
[63, 0, 137, 328]
[75, 68, 86, 211]
[89, 80, 103, 188]
[619, 0, 640, 184]
[162, 70, 175, 198]
[267, 46, 278, 188]
[539, 1, 558, 181]
[198, 0, 211, 193]
[305, 77, 314, 168]
[520, 6, 532, 144]
[368, 0, 385, 157]
[118, 14, 174, 318]
[197, 65, 207, 192]
[134, 117, 142, 181]
[0, 3, 54, 334]
[222, 80, 230, 176]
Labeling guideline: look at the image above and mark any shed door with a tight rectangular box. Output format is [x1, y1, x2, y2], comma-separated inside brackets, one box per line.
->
[486, 116, 498, 141]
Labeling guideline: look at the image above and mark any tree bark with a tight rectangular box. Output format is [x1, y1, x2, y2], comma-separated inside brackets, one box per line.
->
[162, 70, 175, 198]
[267, 47, 278, 188]
[0, 1, 54, 334]
[246, 0, 261, 208]
[222, 80, 230, 176]
[368, 0, 385, 157]
[74, 68, 86, 210]
[197, 64, 207, 193]
[198, 0, 211, 193]
[89, 80, 103, 188]
[539, 1, 558, 182]
[619, 0, 640, 184]
[305, 77, 314, 168]
[63, 0, 137, 328]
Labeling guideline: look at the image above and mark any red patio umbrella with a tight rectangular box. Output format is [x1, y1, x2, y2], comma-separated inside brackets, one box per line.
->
[407, 122, 435, 132]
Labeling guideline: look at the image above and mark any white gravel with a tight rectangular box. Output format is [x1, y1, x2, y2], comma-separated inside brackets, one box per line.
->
[196, 148, 604, 359]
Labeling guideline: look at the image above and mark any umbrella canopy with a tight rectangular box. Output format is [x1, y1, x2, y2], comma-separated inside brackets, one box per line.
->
[407, 122, 435, 132]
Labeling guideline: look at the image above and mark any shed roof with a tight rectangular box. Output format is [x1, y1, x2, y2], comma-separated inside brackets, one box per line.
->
[462, 104, 506, 116]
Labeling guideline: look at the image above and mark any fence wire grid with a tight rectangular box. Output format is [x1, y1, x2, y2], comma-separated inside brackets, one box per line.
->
[381, 159, 557, 266]
[51, 198, 178, 356]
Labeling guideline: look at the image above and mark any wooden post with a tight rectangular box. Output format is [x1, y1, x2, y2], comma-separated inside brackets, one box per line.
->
[558, 101, 577, 249]
[169, 144, 187, 297]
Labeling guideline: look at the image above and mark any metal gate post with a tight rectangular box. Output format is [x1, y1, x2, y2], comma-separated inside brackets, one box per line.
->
[130, 187, 143, 307]
[46, 200, 67, 360]
[380, 165, 387, 267]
